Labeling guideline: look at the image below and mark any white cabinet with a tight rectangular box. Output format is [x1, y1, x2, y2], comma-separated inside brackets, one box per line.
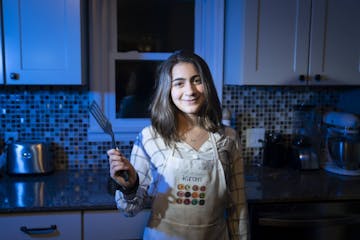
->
[224, 0, 360, 86]
[0, 210, 150, 240]
[0, 6, 4, 85]
[0, 211, 82, 240]
[2, 0, 84, 85]
[83, 209, 151, 240]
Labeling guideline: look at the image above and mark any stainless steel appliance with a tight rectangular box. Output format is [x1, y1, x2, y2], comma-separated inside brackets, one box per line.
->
[291, 135, 319, 170]
[263, 132, 288, 168]
[322, 111, 360, 176]
[291, 104, 320, 170]
[7, 142, 53, 175]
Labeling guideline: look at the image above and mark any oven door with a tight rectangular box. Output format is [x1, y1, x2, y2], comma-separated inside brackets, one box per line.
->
[248, 201, 360, 240]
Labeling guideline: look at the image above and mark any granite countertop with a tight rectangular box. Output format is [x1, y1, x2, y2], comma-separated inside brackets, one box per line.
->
[0, 169, 117, 213]
[245, 165, 360, 204]
[1, 166, 360, 213]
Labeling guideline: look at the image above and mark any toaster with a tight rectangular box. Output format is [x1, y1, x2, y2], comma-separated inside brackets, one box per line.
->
[7, 142, 54, 175]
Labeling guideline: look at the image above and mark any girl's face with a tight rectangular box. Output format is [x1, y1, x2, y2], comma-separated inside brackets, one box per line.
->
[170, 62, 205, 118]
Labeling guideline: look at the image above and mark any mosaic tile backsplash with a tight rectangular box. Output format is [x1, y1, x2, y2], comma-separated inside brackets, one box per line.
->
[0, 85, 354, 170]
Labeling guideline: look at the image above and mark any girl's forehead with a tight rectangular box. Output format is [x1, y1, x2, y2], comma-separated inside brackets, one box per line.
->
[172, 62, 198, 73]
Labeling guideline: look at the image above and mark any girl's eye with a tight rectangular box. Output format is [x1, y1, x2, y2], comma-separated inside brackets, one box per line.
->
[192, 78, 202, 84]
[172, 81, 184, 87]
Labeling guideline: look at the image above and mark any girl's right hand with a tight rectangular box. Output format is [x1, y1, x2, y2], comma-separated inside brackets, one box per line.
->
[107, 149, 137, 188]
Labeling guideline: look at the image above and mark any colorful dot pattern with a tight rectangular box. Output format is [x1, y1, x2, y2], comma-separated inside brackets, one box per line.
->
[176, 183, 206, 206]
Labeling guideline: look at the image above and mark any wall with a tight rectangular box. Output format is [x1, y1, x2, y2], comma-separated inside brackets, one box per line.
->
[0, 85, 354, 170]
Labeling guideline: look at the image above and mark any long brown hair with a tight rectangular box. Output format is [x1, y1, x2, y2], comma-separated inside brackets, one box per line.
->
[150, 50, 222, 146]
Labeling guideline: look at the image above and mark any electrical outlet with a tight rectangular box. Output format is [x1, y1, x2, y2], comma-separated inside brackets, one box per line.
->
[246, 128, 265, 148]
[4, 131, 18, 142]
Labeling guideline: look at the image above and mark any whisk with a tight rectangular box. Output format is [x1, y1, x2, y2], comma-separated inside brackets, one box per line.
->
[89, 100, 129, 181]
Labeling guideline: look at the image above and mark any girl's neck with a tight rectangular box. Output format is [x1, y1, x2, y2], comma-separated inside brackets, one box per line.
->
[177, 115, 209, 150]
[177, 113, 199, 133]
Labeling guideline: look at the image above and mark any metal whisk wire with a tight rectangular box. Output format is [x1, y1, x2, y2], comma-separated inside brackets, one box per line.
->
[88, 100, 129, 181]
[89, 100, 116, 148]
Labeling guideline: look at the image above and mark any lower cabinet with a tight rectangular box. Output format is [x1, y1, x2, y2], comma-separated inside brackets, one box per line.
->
[0, 209, 151, 240]
[248, 201, 360, 240]
[83, 209, 151, 240]
[0, 211, 82, 240]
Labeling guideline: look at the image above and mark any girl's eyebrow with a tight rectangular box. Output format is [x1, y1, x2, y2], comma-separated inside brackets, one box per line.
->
[171, 77, 186, 82]
[171, 75, 200, 82]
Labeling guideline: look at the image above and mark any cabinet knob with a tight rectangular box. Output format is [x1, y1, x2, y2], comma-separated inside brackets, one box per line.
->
[10, 73, 20, 80]
[299, 75, 305, 81]
[314, 74, 321, 81]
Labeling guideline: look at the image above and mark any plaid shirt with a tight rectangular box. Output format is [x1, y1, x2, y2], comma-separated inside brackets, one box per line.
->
[115, 126, 248, 240]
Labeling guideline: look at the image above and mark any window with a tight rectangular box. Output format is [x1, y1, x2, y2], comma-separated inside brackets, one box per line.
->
[117, 0, 194, 53]
[115, 59, 160, 119]
[88, 0, 224, 141]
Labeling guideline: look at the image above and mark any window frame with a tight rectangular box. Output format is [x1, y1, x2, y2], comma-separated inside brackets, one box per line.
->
[88, 0, 224, 142]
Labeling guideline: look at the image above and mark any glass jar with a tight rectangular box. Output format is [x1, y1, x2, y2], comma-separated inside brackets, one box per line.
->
[292, 104, 316, 138]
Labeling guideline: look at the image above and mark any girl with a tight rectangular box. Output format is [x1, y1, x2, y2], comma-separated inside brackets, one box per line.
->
[107, 50, 248, 239]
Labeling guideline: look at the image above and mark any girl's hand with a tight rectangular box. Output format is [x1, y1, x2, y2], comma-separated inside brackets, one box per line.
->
[107, 149, 137, 188]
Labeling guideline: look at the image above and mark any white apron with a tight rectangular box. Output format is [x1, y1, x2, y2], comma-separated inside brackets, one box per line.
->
[143, 133, 229, 240]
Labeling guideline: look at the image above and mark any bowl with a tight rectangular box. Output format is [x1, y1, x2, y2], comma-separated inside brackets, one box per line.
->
[328, 137, 360, 170]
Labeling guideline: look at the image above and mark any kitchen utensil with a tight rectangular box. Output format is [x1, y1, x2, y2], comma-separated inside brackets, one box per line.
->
[291, 135, 319, 170]
[328, 136, 360, 170]
[262, 132, 288, 168]
[89, 100, 129, 181]
[292, 104, 316, 137]
[7, 141, 53, 175]
[323, 111, 360, 175]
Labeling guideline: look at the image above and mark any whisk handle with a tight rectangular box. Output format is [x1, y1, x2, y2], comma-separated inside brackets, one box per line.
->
[116, 170, 129, 182]
[114, 146, 129, 182]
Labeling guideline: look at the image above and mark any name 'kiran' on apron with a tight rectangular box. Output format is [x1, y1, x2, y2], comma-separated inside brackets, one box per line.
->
[145, 133, 229, 240]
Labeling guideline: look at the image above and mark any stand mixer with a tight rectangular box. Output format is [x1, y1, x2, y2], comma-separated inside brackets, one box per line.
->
[322, 111, 360, 176]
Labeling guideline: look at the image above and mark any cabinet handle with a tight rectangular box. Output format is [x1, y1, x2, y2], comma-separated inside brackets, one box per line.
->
[20, 225, 57, 235]
[10, 73, 20, 80]
[314, 74, 321, 81]
[299, 75, 305, 81]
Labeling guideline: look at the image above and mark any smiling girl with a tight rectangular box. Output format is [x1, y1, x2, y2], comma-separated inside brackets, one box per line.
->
[108, 50, 248, 240]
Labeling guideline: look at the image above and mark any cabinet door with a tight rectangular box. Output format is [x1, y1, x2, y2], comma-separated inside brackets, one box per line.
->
[2, 0, 82, 85]
[309, 0, 360, 85]
[83, 209, 151, 240]
[0, 211, 82, 239]
[239, 0, 311, 85]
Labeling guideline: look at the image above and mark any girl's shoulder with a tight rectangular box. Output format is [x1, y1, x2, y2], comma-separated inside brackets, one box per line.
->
[137, 126, 170, 159]
[215, 126, 241, 150]
[217, 126, 239, 141]
[222, 126, 238, 140]
[138, 125, 166, 147]
[140, 125, 155, 138]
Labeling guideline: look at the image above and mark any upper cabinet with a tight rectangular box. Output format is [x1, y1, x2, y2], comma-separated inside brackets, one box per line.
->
[2, 0, 84, 85]
[0, 5, 4, 85]
[224, 0, 360, 86]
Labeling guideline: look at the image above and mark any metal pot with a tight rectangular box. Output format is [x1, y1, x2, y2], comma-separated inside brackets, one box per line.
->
[7, 141, 54, 175]
[328, 137, 360, 170]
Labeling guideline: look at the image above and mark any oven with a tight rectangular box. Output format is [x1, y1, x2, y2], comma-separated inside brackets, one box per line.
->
[248, 201, 360, 240]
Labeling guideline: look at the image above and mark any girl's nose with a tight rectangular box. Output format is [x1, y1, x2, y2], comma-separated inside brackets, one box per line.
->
[184, 82, 196, 95]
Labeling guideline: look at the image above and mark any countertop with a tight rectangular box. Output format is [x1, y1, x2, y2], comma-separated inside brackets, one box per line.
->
[0, 169, 117, 213]
[1, 166, 360, 213]
[245, 165, 360, 204]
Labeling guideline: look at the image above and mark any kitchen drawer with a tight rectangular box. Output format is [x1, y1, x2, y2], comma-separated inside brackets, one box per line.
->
[83, 209, 150, 240]
[0, 211, 81, 240]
